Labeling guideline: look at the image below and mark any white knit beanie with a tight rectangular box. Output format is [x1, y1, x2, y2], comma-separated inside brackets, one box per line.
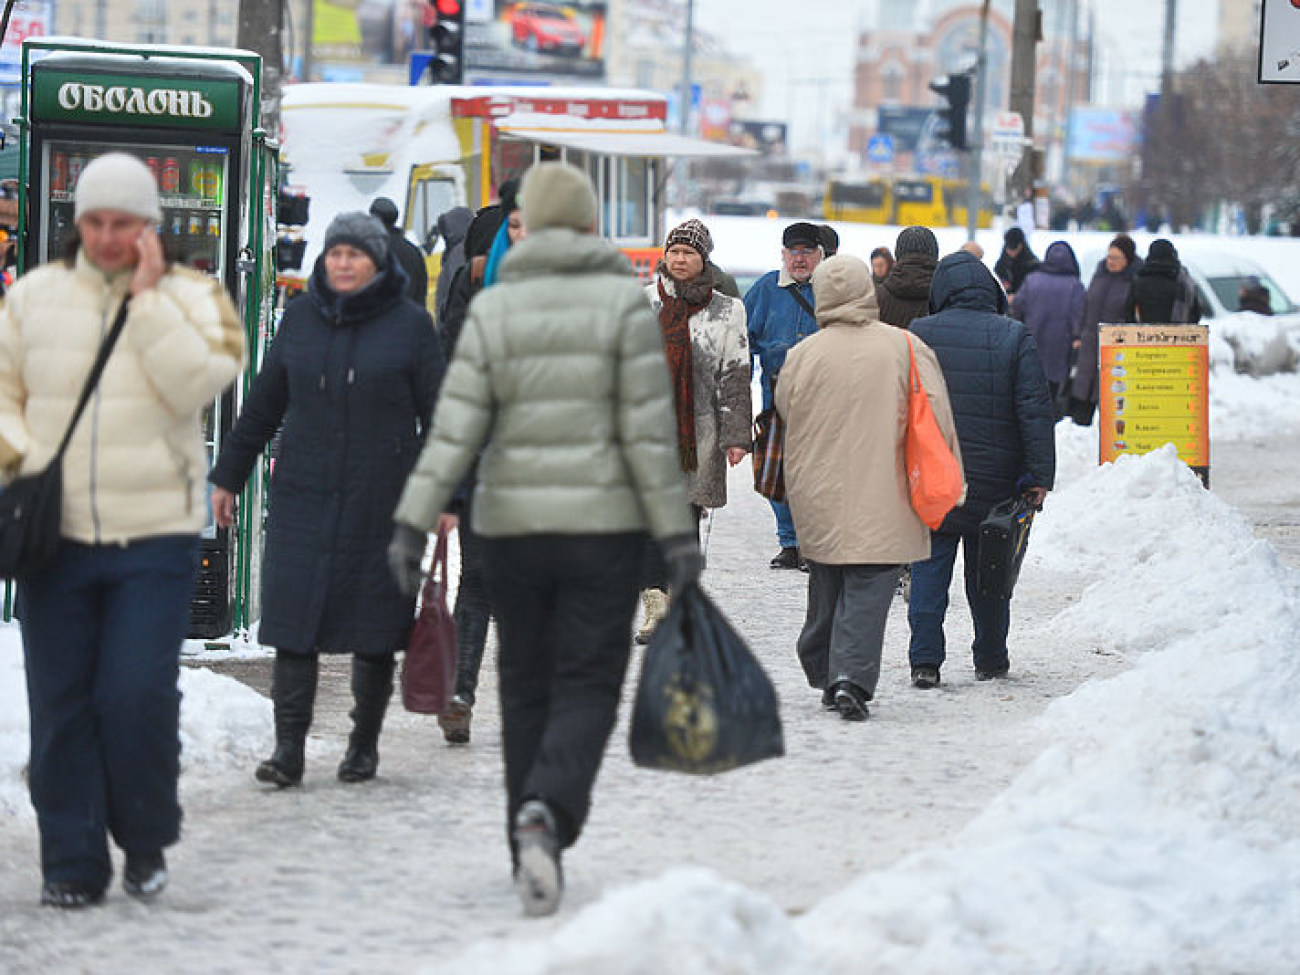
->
[74, 152, 163, 224]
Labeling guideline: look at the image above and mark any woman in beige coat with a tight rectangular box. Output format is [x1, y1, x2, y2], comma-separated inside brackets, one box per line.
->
[776, 254, 962, 721]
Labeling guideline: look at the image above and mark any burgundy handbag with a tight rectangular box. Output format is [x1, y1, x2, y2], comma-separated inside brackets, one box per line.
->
[401, 526, 458, 714]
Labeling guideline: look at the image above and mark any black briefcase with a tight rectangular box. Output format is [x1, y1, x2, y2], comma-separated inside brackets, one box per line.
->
[976, 498, 1036, 600]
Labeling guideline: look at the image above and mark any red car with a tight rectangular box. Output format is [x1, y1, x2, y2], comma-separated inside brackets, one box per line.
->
[511, 3, 587, 57]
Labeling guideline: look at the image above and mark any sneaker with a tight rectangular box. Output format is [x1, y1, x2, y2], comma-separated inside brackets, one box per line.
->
[769, 546, 802, 570]
[40, 880, 105, 909]
[975, 666, 1010, 681]
[830, 681, 870, 722]
[911, 665, 941, 689]
[123, 850, 168, 899]
[438, 696, 472, 745]
[512, 800, 563, 918]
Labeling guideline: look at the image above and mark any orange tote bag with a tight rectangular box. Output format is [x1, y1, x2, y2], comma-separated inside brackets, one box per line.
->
[904, 335, 964, 530]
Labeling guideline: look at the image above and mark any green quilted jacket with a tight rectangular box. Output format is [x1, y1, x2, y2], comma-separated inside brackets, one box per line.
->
[395, 228, 695, 541]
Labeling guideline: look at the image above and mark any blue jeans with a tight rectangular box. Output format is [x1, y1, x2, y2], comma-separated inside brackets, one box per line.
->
[771, 500, 797, 549]
[907, 530, 1011, 674]
[20, 535, 199, 889]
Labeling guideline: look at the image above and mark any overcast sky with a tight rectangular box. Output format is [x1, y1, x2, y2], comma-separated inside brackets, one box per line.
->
[691, 0, 1222, 153]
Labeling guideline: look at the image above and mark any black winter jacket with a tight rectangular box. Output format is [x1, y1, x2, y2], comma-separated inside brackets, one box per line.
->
[210, 257, 446, 654]
[388, 229, 430, 307]
[910, 252, 1056, 534]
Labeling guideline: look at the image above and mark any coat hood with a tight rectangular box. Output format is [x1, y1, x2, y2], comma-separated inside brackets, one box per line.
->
[436, 206, 474, 248]
[1039, 240, 1081, 277]
[498, 227, 633, 281]
[929, 251, 1009, 315]
[811, 254, 880, 327]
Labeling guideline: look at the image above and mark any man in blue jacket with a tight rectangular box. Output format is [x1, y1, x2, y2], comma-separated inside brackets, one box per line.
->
[907, 251, 1056, 687]
[744, 222, 823, 569]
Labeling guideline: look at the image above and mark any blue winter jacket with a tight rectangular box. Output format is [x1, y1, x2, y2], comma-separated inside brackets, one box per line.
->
[743, 269, 818, 408]
[910, 252, 1056, 534]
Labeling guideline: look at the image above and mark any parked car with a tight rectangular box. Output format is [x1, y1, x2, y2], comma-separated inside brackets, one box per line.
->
[510, 3, 587, 57]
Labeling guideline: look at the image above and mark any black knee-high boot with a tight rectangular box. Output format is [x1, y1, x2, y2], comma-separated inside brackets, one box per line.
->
[338, 654, 396, 783]
[256, 651, 319, 787]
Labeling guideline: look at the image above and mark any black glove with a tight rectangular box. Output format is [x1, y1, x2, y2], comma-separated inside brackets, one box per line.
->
[660, 534, 704, 591]
[387, 523, 429, 598]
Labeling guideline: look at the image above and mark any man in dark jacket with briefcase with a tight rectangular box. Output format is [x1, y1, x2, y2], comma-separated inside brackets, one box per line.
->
[906, 251, 1055, 688]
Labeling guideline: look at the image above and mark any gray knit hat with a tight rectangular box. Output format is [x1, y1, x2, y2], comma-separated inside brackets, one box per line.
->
[74, 152, 162, 223]
[665, 217, 713, 257]
[520, 162, 597, 233]
[895, 225, 939, 259]
[323, 211, 389, 268]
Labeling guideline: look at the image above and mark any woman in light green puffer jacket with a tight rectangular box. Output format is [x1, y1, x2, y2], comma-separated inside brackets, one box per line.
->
[389, 163, 700, 919]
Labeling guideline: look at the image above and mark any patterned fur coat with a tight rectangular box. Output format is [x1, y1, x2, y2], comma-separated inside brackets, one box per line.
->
[645, 273, 752, 509]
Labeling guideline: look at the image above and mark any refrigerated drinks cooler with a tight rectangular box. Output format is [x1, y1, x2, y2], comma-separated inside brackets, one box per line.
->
[16, 43, 279, 641]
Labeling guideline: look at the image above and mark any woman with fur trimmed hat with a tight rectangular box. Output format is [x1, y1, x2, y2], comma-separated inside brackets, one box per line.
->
[209, 211, 446, 791]
[636, 217, 752, 642]
[0, 152, 244, 907]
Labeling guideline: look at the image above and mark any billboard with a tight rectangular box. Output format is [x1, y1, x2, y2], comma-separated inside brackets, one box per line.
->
[1258, 0, 1300, 83]
[1066, 107, 1140, 163]
[466, 1, 607, 81]
[876, 106, 934, 154]
[727, 120, 787, 155]
[0, 1, 53, 85]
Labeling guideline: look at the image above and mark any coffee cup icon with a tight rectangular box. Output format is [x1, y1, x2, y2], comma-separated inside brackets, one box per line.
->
[1112, 380, 1127, 393]
[1115, 397, 1126, 412]
[1111, 365, 1127, 377]
[1115, 419, 1125, 434]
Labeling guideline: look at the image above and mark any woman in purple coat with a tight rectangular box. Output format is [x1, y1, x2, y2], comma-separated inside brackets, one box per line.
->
[1010, 240, 1085, 417]
[1068, 234, 1139, 426]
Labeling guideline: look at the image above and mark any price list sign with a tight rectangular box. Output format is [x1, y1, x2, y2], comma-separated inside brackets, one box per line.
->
[1098, 325, 1209, 483]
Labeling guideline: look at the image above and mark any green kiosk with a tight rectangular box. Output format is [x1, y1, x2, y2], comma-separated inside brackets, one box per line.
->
[6, 38, 279, 642]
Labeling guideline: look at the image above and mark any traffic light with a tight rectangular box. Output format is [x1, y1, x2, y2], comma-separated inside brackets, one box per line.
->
[426, 0, 465, 85]
[929, 72, 971, 150]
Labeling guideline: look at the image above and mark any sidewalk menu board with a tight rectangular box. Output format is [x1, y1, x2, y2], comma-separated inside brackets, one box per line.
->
[1098, 324, 1209, 483]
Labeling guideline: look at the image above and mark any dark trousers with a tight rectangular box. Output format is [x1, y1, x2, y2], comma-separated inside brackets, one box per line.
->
[908, 530, 1011, 673]
[452, 503, 491, 705]
[20, 535, 199, 889]
[796, 561, 901, 700]
[484, 532, 645, 855]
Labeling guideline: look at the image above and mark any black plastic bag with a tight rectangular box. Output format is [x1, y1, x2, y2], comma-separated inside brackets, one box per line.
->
[629, 584, 783, 774]
[976, 497, 1036, 600]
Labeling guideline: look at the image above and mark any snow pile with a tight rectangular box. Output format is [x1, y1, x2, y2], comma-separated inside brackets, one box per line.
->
[0, 639, 271, 820]
[438, 867, 814, 975]
[442, 445, 1300, 975]
[801, 445, 1300, 974]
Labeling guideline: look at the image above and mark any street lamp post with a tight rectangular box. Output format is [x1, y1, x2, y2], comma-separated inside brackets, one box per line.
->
[966, 0, 992, 242]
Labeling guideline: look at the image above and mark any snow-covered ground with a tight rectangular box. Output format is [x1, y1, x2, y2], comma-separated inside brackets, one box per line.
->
[2, 371, 1299, 972]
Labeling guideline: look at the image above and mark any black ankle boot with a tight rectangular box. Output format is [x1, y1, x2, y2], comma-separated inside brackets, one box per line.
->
[338, 655, 395, 783]
[256, 651, 318, 788]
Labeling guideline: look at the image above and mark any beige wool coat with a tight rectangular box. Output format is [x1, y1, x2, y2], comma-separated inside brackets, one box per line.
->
[775, 255, 964, 565]
[0, 252, 245, 544]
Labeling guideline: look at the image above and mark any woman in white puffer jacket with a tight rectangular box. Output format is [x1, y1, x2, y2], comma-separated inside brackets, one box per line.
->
[0, 153, 244, 909]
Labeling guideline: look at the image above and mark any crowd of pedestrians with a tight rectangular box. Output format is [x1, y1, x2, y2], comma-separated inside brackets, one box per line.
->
[4, 154, 1227, 923]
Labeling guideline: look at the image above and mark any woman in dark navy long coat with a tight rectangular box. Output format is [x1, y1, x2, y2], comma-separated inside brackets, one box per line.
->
[210, 212, 445, 787]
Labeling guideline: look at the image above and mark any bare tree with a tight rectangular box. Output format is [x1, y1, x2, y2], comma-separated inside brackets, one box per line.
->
[1132, 50, 1300, 233]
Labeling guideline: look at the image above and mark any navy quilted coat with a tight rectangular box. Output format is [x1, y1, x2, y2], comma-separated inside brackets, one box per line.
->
[910, 252, 1056, 534]
[210, 257, 446, 654]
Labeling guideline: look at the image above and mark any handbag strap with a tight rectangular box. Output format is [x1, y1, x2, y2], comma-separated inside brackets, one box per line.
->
[52, 297, 132, 463]
[904, 333, 921, 394]
[430, 523, 450, 584]
[785, 283, 816, 320]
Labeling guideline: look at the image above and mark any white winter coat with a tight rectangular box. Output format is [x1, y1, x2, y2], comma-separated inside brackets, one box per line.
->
[0, 251, 245, 544]
[644, 276, 751, 508]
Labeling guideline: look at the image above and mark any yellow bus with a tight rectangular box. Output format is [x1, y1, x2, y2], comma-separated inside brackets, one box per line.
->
[823, 175, 992, 228]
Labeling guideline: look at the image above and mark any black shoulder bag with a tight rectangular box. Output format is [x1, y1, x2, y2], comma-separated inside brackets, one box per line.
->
[0, 298, 131, 579]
